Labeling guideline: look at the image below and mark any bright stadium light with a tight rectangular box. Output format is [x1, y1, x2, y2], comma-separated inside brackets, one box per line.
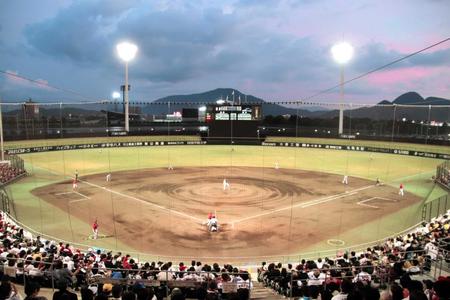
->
[116, 42, 138, 133]
[331, 42, 354, 64]
[117, 42, 138, 62]
[216, 99, 225, 105]
[112, 91, 121, 99]
[332, 41, 354, 136]
[199, 106, 207, 112]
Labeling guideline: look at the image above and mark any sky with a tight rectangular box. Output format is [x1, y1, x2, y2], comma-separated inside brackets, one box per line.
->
[0, 0, 449, 105]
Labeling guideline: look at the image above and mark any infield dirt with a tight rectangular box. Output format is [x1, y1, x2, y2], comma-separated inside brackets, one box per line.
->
[32, 167, 421, 261]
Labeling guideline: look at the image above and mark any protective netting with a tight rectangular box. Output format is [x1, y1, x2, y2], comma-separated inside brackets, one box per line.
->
[0, 100, 449, 264]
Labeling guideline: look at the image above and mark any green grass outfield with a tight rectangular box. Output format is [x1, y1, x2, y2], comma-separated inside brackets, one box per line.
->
[5, 137, 450, 261]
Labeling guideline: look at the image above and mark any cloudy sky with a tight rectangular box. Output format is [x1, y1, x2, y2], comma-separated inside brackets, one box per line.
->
[0, 0, 449, 104]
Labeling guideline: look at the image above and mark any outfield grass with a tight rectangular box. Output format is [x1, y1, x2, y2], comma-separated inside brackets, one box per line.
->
[7, 143, 449, 260]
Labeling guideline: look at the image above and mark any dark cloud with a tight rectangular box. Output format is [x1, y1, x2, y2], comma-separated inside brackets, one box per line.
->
[352, 42, 450, 73]
[2, 0, 448, 103]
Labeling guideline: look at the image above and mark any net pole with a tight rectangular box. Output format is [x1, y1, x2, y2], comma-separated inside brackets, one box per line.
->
[0, 97, 4, 161]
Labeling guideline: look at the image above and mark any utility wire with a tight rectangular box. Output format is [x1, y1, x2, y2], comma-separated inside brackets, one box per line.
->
[0, 70, 97, 102]
[302, 37, 450, 101]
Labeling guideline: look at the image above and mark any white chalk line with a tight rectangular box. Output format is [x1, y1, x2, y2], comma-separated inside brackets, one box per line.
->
[356, 197, 397, 209]
[69, 198, 89, 204]
[34, 165, 204, 224]
[79, 179, 204, 223]
[231, 186, 372, 224]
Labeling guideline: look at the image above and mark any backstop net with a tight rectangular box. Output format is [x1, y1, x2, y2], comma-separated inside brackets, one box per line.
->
[1, 99, 449, 264]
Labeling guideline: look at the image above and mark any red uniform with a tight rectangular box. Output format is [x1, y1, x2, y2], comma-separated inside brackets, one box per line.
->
[92, 220, 98, 239]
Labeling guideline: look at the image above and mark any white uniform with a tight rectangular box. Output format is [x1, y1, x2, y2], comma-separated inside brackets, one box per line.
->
[275, 162, 279, 169]
[207, 217, 218, 232]
[106, 174, 111, 182]
[342, 175, 348, 185]
[168, 165, 174, 170]
[223, 179, 230, 190]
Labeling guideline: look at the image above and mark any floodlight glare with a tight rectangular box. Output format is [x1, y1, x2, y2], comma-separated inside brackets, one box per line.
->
[331, 42, 354, 64]
[117, 42, 138, 62]
[112, 91, 121, 99]
[198, 106, 207, 112]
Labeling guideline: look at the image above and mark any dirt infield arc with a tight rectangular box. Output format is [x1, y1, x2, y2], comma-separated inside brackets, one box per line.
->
[32, 167, 421, 259]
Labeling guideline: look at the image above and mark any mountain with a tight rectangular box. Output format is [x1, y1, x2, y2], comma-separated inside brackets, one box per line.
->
[142, 88, 317, 116]
[319, 92, 450, 121]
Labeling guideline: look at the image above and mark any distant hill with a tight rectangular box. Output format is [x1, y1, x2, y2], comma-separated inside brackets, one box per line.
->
[142, 88, 316, 116]
[318, 92, 450, 121]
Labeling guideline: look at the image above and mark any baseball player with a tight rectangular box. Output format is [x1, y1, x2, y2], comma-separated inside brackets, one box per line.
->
[342, 175, 348, 185]
[106, 173, 111, 182]
[72, 178, 78, 190]
[207, 215, 218, 232]
[399, 183, 404, 196]
[168, 165, 174, 170]
[376, 178, 381, 186]
[75, 170, 79, 181]
[223, 179, 230, 191]
[275, 162, 279, 169]
[92, 219, 99, 240]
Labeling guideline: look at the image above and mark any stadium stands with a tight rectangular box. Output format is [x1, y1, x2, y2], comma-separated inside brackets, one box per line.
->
[0, 210, 448, 299]
[0, 163, 26, 185]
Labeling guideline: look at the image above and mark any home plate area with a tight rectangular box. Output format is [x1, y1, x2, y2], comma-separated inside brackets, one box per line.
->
[357, 197, 398, 209]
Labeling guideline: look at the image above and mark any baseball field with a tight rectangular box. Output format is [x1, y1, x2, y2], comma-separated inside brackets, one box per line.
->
[5, 136, 449, 263]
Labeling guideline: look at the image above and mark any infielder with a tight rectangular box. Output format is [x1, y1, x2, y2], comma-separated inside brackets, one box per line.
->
[223, 179, 230, 191]
[275, 162, 279, 169]
[106, 173, 111, 182]
[342, 175, 348, 185]
[72, 178, 78, 190]
[92, 219, 99, 240]
[399, 183, 404, 196]
[75, 170, 79, 181]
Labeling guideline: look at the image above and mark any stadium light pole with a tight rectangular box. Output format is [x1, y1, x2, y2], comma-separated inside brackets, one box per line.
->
[116, 42, 138, 133]
[331, 42, 354, 136]
[0, 97, 4, 161]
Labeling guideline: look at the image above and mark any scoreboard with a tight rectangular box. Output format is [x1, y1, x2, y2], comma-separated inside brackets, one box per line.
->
[206, 105, 261, 122]
[205, 104, 262, 139]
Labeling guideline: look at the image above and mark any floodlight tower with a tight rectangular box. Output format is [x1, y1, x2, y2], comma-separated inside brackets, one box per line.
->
[331, 42, 354, 135]
[116, 42, 138, 133]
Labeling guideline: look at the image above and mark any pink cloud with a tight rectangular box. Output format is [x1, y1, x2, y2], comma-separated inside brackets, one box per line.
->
[5, 70, 52, 90]
[365, 66, 439, 85]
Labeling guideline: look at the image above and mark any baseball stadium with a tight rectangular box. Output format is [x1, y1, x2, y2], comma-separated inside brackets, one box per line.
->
[1, 2, 450, 299]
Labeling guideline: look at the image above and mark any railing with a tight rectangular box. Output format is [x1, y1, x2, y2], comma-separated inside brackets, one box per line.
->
[1, 211, 426, 266]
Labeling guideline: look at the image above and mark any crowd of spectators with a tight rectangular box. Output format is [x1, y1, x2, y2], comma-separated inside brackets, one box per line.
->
[436, 168, 450, 189]
[0, 164, 26, 185]
[0, 213, 251, 300]
[0, 210, 448, 300]
[258, 211, 450, 299]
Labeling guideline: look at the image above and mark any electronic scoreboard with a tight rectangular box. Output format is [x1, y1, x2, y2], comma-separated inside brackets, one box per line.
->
[205, 104, 262, 140]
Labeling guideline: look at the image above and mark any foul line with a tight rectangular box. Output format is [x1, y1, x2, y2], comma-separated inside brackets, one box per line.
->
[231, 186, 372, 224]
[78, 179, 204, 223]
[33, 165, 204, 223]
[357, 197, 396, 209]
[69, 198, 89, 204]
